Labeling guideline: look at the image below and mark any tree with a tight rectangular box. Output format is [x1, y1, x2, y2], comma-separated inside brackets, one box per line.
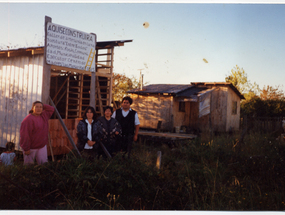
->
[112, 73, 140, 103]
[260, 85, 285, 100]
[225, 65, 259, 100]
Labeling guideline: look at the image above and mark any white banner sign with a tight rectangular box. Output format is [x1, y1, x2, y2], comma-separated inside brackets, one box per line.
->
[46, 22, 96, 72]
[199, 92, 211, 118]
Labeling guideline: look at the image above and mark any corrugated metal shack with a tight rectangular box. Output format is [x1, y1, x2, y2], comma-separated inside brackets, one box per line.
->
[128, 82, 245, 133]
[0, 40, 132, 155]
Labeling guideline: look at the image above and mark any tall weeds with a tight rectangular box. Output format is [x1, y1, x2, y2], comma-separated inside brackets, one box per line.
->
[1, 131, 285, 210]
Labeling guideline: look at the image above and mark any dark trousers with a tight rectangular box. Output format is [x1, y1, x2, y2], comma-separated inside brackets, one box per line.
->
[82, 149, 96, 161]
[120, 134, 133, 158]
[97, 142, 114, 159]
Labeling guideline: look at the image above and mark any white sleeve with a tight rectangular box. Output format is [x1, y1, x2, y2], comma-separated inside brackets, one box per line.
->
[134, 113, 140, 125]
[112, 111, 116, 119]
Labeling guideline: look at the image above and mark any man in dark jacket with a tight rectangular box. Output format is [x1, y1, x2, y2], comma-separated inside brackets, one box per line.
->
[112, 96, 140, 158]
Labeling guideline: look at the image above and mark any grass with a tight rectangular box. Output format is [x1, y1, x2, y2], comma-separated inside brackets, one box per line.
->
[1, 130, 285, 210]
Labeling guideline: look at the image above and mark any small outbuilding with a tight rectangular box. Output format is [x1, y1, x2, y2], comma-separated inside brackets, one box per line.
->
[128, 82, 245, 133]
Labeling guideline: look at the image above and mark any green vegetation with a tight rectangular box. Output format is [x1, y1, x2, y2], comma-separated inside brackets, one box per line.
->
[241, 97, 285, 118]
[112, 72, 140, 103]
[1, 131, 285, 210]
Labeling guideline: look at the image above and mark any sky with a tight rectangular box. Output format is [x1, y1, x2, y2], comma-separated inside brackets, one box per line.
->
[1, 1, 285, 93]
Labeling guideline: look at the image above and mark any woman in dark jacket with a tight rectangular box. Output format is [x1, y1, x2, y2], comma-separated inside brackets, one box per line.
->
[95, 106, 122, 158]
[77, 106, 98, 160]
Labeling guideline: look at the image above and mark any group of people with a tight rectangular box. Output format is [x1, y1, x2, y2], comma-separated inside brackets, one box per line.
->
[0, 96, 139, 166]
[77, 96, 140, 160]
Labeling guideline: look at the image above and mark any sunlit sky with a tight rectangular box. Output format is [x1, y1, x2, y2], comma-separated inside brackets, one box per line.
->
[1, 1, 285, 93]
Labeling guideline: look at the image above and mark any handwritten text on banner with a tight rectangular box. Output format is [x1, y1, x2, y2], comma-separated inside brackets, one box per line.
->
[46, 22, 96, 72]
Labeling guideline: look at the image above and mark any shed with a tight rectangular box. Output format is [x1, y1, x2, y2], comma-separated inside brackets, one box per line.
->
[0, 39, 132, 154]
[128, 82, 245, 133]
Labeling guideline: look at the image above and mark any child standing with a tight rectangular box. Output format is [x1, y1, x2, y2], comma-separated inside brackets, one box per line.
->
[0, 142, 16, 166]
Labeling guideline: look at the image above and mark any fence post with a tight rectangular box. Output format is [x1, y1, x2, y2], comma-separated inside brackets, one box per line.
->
[156, 151, 162, 170]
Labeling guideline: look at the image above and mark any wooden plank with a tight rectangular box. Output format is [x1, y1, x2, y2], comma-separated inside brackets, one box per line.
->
[42, 16, 52, 105]
[90, 72, 96, 108]
[79, 74, 83, 117]
[138, 131, 197, 139]
[96, 76, 103, 115]
[96, 63, 112, 68]
[52, 76, 68, 101]
[54, 91, 66, 107]
[65, 75, 70, 119]
[96, 71, 111, 78]
[97, 60, 112, 63]
[107, 48, 113, 106]
[97, 53, 112, 56]
[49, 96, 81, 157]
[50, 65, 92, 75]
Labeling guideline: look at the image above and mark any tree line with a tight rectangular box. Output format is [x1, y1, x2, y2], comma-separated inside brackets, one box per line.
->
[113, 65, 285, 118]
[225, 65, 285, 118]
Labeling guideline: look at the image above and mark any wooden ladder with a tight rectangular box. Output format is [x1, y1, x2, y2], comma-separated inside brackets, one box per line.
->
[65, 74, 90, 119]
[81, 75, 91, 117]
[95, 47, 114, 116]
[85, 48, 96, 72]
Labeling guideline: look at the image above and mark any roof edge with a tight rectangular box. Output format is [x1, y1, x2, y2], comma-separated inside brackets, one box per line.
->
[191, 82, 245, 100]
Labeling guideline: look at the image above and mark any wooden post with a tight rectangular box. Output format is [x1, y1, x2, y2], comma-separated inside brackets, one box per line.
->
[65, 74, 70, 119]
[96, 76, 104, 116]
[89, 33, 96, 109]
[42, 16, 52, 104]
[79, 74, 84, 117]
[90, 72, 96, 108]
[209, 90, 213, 139]
[156, 151, 162, 170]
[48, 134, 54, 161]
[108, 48, 114, 106]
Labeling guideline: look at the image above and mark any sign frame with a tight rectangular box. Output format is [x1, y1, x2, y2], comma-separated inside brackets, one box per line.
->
[45, 21, 96, 72]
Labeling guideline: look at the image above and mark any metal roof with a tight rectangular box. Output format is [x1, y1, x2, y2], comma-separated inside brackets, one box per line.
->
[128, 84, 193, 94]
[0, 39, 133, 58]
[176, 86, 208, 97]
[191, 82, 245, 99]
[96, 39, 133, 49]
[128, 82, 245, 100]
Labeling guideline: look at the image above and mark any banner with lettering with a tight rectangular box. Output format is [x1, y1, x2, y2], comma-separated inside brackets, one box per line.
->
[46, 22, 96, 72]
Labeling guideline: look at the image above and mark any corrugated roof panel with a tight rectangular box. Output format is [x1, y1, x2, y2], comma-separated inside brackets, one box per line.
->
[128, 84, 193, 94]
[0, 55, 43, 150]
[176, 86, 208, 97]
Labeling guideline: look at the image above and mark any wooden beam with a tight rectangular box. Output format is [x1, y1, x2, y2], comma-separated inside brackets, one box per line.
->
[65, 75, 70, 119]
[51, 65, 92, 75]
[97, 53, 112, 56]
[0, 48, 44, 58]
[52, 76, 68, 101]
[96, 71, 112, 78]
[96, 63, 112, 68]
[79, 74, 84, 117]
[96, 76, 103, 116]
[107, 48, 114, 106]
[138, 131, 197, 139]
[89, 33, 97, 109]
[42, 16, 52, 105]
[90, 72, 96, 108]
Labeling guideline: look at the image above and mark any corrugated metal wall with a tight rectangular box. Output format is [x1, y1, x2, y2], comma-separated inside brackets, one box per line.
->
[0, 54, 43, 150]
